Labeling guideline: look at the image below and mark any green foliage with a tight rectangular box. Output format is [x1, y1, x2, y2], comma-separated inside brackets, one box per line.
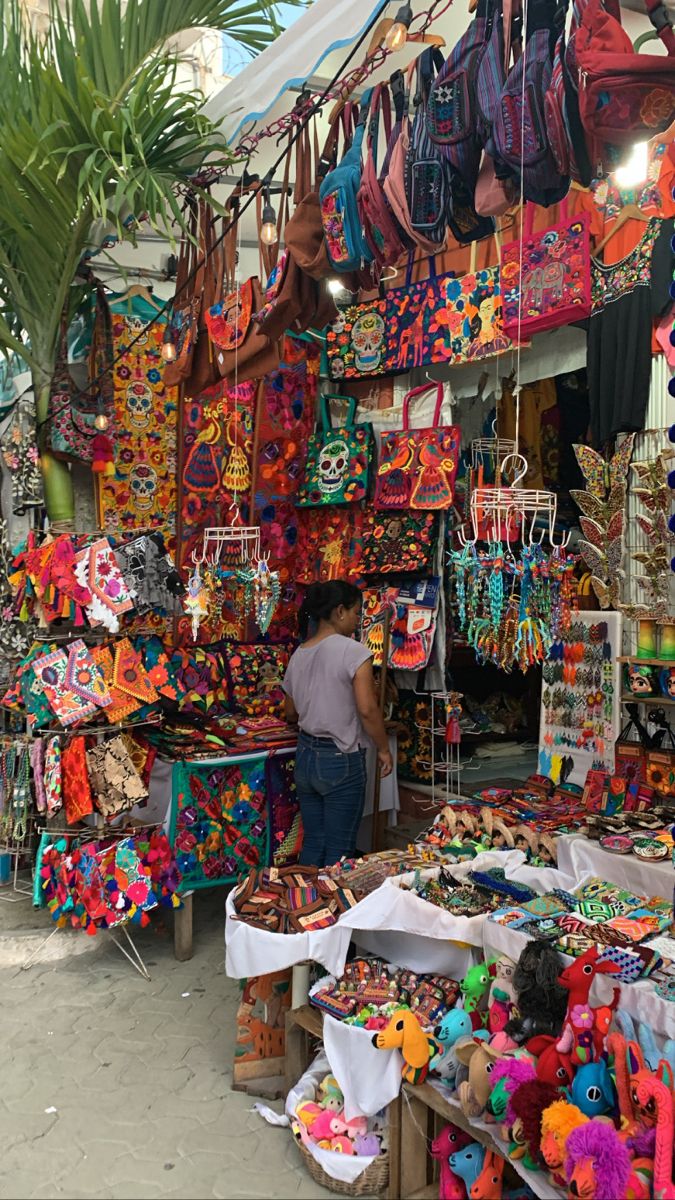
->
[0, 0, 284, 379]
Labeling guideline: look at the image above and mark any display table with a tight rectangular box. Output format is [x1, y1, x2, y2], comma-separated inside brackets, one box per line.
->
[557, 833, 674, 901]
[145, 746, 296, 960]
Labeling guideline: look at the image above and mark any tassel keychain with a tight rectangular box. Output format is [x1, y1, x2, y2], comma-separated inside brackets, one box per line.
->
[445, 693, 462, 744]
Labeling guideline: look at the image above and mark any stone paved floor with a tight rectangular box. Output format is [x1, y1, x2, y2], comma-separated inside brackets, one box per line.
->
[0, 890, 332, 1200]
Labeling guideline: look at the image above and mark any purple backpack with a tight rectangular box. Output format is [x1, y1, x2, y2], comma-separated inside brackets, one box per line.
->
[426, 0, 495, 194]
[489, 0, 570, 207]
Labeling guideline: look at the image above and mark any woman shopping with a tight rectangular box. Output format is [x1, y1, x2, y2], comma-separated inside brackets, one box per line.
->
[283, 580, 393, 867]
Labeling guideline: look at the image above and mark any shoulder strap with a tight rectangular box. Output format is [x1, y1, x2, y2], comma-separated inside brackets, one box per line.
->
[402, 381, 444, 428]
[643, 0, 675, 53]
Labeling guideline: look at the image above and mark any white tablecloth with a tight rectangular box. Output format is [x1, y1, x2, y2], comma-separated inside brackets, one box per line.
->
[557, 834, 674, 902]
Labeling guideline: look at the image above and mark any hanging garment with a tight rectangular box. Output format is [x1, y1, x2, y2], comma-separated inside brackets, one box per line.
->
[0, 388, 43, 517]
[43, 736, 62, 816]
[587, 218, 674, 445]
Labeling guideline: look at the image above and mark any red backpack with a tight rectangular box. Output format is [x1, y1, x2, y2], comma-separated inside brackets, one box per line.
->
[576, 0, 675, 164]
[358, 81, 409, 269]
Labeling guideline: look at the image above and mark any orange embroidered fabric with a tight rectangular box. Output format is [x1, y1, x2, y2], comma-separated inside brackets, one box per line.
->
[61, 736, 94, 825]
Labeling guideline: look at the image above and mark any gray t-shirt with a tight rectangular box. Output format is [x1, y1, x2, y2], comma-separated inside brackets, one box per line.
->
[283, 634, 373, 753]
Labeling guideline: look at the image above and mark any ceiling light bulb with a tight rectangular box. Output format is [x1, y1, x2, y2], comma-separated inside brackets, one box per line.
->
[94, 412, 109, 432]
[385, 3, 413, 50]
[161, 339, 177, 363]
[613, 140, 649, 189]
[328, 278, 346, 296]
[261, 202, 278, 246]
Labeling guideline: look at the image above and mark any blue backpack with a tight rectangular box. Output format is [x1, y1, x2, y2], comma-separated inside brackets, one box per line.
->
[319, 89, 375, 273]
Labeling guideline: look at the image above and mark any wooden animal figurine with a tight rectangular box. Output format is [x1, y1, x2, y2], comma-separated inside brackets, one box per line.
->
[469, 1150, 505, 1199]
[455, 1037, 505, 1119]
[431, 1124, 473, 1200]
[556, 946, 621, 1064]
[540, 1099, 588, 1186]
[371, 1007, 439, 1085]
[564, 1119, 652, 1200]
[449, 1143, 487, 1195]
[629, 1053, 675, 1199]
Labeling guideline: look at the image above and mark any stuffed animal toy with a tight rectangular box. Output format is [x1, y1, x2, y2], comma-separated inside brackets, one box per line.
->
[607, 1032, 656, 1153]
[629, 1070, 675, 1199]
[564, 1120, 647, 1200]
[318, 1074, 343, 1112]
[486, 1057, 536, 1132]
[455, 1037, 506, 1120]
[330, 1135, 355, 1154]
[508, 1079, 559, 1169]
[431, 1124, 473, 1200]
[295, 1100, 323, 1127]
[372, 1007, 439, 1085]
[526, 1034, 575, 1091]
[431, 1009, 488, 1085]
[626, 1040, 675, 1135]
[568, 1058, 616, 1118]
[469, 1150, 505, 1199]
[505, 941, 567, 1044]
[556, 946, 621, 1064]
[460, 961, 494, 1030]
[540, 1099, 588, 1186]
[354, 1133, 380, 1156]
[487, 956, 518, 1036]
[310, 1109, 348, 1141]
[449, 1143, 487, 1194]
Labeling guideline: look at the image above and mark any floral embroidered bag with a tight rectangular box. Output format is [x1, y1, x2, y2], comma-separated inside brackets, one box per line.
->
[382, 256, 452, 373]
[374, 382, 461, 511]
[500, 200, 591, 338]
[319, 90, 374, 273]
[325, 296, 389, 381]
[296, 394, 373, 507]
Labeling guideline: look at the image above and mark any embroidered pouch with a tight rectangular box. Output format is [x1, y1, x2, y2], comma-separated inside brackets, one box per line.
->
[360, 508, 437, 575]
[61, 736, 94, 825]
[86, 734, 149, 819]
[34, 641, 110, 727]
[74, 538, 135, 632]
[226, 643, 291, 719]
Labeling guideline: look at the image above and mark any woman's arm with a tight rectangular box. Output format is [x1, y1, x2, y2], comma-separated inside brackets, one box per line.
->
[353, 660, 393, 777]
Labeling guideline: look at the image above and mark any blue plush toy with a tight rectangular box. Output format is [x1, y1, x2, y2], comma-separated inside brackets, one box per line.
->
[430, 1008, 489, 1085]
[568, 1058, 615, 1117]
[449, 1143, 486, 1193]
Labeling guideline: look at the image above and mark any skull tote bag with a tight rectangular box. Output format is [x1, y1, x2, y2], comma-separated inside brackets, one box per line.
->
[374, 382, 460, 511]
[296, 394, 373, 507]
[325, 296, 389, 381]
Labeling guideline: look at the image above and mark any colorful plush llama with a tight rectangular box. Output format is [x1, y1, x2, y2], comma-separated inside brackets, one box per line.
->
[431, 1124, 473, 1200]
[556, 947, 621, 1065]
[630, 1065, 675, 1199]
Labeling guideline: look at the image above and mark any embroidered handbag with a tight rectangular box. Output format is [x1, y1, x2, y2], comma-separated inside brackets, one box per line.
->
[382, 256, 451, 373]
[360, 507, 437, 575]
[163, 199, 204, 387]
[86, 734, 149, 819]
[325, 295, 388, 381]
[206, 189, 279, 383]
[296, 394, 373, 507]
[645, 747, 675, 798]
[405, 49, 450, 246]
[319, 91, 374, 273]
[49, 290, 114, 463]
[500, 200, 591, 339]
[445, 261, 511, 363]
[358, 81, 409, 269]
[374, 382, 460, 511]
[383, 60, 445, 256]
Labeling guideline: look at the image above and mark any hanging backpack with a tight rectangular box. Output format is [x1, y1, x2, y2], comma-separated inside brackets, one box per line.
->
[383, 58, 444, 255]
[405, 49, 450, 246]
[426, 0, 496, 195]
[474, 0, 522, 214]
[358, 82, 409, 268]
[319, 90, 375, 273]
[575, 0, 675, 169]
[489, 0, 570, 207]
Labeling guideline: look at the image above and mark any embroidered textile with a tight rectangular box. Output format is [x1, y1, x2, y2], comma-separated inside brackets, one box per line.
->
[61, 736, 94, 825]
[360, 508, 437, 575]
[98, 313, 177, 533]
[266, 754, 302, 866]
[44, 736, 62, 816]
[0, 394, 43, 515]
[114, 532, 184, 615]
[225, 644, 290, 719]
[34, 640, 111, 726]
[74, 538, 135, 632]
[86, 734, 149, 818]
[171, 755, 268, 888]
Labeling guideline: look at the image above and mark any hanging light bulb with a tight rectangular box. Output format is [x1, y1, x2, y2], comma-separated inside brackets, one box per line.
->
[385, 3, 413, 50]
[613, 140, 649, 189]
[161, 337, 177, 363]
[260, 190, 278, 246]
[328, 278, 348, 296]
[94, 411, 109, 432]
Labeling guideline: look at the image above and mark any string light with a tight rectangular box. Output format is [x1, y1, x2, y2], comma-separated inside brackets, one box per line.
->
[260, 189, 278, 245]
[613, 140, 650, 189]
[328, 278, 348, 296]
[94, 412, 109, 431]
[161, 335, 177, 363]
[385, 3, 413, 50]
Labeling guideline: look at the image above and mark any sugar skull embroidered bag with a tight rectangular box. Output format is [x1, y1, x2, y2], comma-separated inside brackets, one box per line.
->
[500, 199, 591, 338]
[374, 382, 461, 511]
[325, 295, 388, 381]
[296, 394, 373, 507]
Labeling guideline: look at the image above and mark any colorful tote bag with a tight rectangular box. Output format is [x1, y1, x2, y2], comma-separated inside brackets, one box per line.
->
[383, 258, 452, 373]
[500, 202, 591, 339]
[374, 382, 461, 511]
[444, 264, 511, 363]
[360, 507, 437, 575]
[325, 297, 388, 382]
[296, 394, 373, 507]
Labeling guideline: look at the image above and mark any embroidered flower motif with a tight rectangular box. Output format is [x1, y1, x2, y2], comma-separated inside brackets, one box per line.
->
[570, 1004, 594, 1029]
[640, 88, 674, 128]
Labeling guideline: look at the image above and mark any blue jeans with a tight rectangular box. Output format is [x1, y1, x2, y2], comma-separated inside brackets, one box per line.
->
[295, 732, 367, 867]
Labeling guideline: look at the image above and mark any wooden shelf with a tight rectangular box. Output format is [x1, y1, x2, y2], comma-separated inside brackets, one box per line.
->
[287, 1004, 323, 1037]
[618, 656, 675, 667]
[621, 694, 675, 706]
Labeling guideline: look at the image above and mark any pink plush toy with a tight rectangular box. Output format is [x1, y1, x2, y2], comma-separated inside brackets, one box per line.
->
[296, 1101, 323, 1127]
[310, 1110, 347, 1140]
[330, 1135, 356, 1154]
[431, 1123, 473, 1200]
[343, 1114, 368, 1139]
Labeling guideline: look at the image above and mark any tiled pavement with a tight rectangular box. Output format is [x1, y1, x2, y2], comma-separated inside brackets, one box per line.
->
[0, 890, 331, 1199]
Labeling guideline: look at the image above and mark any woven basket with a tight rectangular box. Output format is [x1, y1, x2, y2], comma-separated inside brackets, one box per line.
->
[296, 1139, 389, 1197]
